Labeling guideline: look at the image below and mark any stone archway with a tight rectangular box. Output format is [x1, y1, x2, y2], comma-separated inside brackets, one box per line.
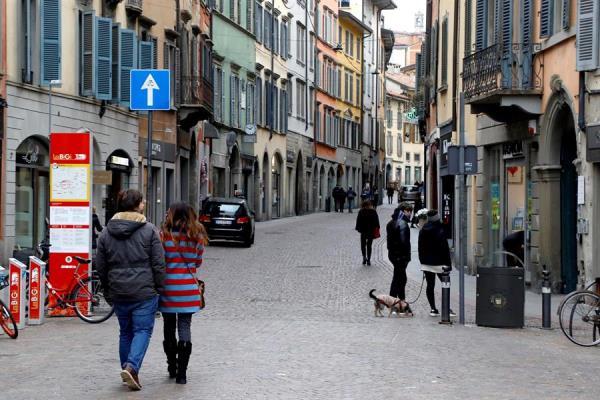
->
[537, 89, 579, 293]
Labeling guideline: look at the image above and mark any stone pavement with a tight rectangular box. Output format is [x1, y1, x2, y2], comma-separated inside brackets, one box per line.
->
[1, 203, 599, 399]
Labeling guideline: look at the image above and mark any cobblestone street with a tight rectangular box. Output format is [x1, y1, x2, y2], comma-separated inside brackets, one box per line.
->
[2, 203, 599, 399]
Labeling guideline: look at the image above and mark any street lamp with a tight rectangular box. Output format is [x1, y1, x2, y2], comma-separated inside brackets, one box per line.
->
[48, 80, 62, 136]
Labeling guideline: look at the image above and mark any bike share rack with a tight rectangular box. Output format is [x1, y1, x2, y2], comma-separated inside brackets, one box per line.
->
[4, 257, 47, 332]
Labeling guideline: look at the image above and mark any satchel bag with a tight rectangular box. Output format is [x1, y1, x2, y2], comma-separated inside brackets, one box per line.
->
[373, 227, 381, 239]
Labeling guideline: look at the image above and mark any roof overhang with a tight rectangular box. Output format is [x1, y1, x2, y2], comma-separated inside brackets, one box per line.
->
[339, 10, 373, 33]
[373, 0, 397, 10]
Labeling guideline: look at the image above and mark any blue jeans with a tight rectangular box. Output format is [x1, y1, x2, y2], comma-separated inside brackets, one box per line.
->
[113, 296, 158, 374]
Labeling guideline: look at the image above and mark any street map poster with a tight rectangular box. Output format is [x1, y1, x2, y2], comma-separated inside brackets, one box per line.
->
[48, 133, 92, 316]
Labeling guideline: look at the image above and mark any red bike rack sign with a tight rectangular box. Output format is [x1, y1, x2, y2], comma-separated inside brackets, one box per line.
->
[48, 132, 92, 317]
[28, 257, 47, 325]
[8, 258, 27, 329]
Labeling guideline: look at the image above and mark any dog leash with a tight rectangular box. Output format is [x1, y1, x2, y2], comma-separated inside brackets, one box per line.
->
[405, 273, 426, 305]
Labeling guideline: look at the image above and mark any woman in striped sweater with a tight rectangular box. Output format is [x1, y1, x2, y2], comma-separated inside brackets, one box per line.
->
[159, 202, 207, 384]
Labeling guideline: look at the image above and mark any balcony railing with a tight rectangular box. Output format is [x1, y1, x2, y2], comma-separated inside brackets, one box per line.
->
[125, 0, 143, 14]
[463, 43, 543, 101]
[180, 75, 213, 110]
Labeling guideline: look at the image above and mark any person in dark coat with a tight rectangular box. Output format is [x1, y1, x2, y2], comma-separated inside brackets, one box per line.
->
[387, 203, 413, 302]
[503, 230, 525, 267]
[96, 189, 166, 391]
[332, 185, 342, 212]
[355, 200, 380, 266]
[92, 207, 103, 251]
[346, 186, 357, 213]
[418, 209, 454, 317]
[372, 185, 380, 209]
[339, 187, 347, 213]
[386, 186, 395, 204]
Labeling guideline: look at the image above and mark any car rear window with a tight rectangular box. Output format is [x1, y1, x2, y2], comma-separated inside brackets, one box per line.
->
[205, 203, 243, 218]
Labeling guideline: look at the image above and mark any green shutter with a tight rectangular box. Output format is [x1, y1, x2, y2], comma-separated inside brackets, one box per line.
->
[41, 0, 61, 85]
[120, 29, 137, 105]
[81, 11, 95, 96]
[112, 24, 121, 103]
[96, 17, 112, 100]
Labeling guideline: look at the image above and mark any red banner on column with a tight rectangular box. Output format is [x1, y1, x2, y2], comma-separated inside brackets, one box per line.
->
[48, 133, 92, 316]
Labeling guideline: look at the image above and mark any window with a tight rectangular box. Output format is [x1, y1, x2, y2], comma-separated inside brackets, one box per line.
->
[247, 81, 255, 125]
[397, 111, 402, 129]
[288, 81, 293, 116]
[164, 41, 180, 106]
[356, 37, 361, 60]
[213, 64, 224, 121]
[255, 76, 263, 125]
[274, 16, 279, 55]
[414, 167, 422, 183]
[309, 33, 315, 69]
[230, 74, 240, 127]
[255, 2, 263, 43]
[405, 152, 411, 162]
[414, 153, 421, 163]
[296, 81, 307, 119]
[397, 136, 402, 157]
[297, 23, 306, 64]
[264, 9, 272, 49]
[309, 87, 314, 123]
[281, 20, 289, 59]
[345, 30, 354, 57]
[247, 0, 254, 32]
[386, 135, 393, 156]
[441, 16, 448, 87]
[404, 166, 411, 185]
[386, 108, 392, 128]
[80, 11, 114, 100]
[280, 85, 287, 133]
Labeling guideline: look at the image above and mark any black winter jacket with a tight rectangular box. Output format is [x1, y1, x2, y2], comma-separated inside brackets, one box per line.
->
[387, 215, 411, 262]
[96, 212, 166, 303]
[418, 220, 452, 267]
[355, 208, 380, 238]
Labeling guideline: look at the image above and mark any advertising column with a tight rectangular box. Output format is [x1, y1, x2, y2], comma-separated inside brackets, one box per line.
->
[48, 133, 92, 316]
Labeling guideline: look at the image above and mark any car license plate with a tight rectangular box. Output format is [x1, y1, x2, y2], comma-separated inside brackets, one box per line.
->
[215, 220, 232, 225]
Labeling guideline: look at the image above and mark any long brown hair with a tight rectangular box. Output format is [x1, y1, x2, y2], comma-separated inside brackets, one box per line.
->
[161, 202, 208, 245]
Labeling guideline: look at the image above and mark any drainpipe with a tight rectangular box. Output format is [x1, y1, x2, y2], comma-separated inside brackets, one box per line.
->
[579, 71, 586, 133]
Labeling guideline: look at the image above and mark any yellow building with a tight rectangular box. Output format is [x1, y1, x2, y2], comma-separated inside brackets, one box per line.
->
[336, 11, 371, 192]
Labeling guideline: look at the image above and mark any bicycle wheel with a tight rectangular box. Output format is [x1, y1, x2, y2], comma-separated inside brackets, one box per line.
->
[0, 299, 18, 339]
[71, 277, 114, 324]
[558, 291, 600, 347]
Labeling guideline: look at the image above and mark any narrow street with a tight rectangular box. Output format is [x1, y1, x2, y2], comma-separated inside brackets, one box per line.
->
[1, 203, 598, 399]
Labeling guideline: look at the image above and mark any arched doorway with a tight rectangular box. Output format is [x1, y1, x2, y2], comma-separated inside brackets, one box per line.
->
[271, 153, 283, 218]
[295, 153, 304, 215]
[15, 136, 50, 249]
[105, 149, 134, 223]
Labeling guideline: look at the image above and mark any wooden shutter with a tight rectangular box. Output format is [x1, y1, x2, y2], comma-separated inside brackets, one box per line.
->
[521, 0, 533, 87]
[151, 37, 158, 69]
[175, 47, 181, 105]
[576, 0, 599, 71]
[41, 0, 61, 85]
[81, 11, 95, 96]
[562, 0, 570, 30]
[464, 0, 472, 55]
[441, 17, 448, 86]
[475, 0, 487, 50]
[540, 0, 553, 38]
[494, 0, 501, 43]
[139, 41, 154, 70]
[112, 24, 121, 103]
[22, 0, 33, 83]
[120, 29, 137, 105]
[500, 0, 512, 88]
[96, 17, 112, 100]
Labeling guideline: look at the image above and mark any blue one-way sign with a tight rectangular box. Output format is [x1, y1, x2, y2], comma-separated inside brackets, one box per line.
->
[130, 69, 171, 111]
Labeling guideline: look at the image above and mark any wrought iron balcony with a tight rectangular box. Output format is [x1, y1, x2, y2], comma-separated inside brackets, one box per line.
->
[125, 0, 143, 14]
[462, 43, 543, 121]
[179, 75, 214, 130]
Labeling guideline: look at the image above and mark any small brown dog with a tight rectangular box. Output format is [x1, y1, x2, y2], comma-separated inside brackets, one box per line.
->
[369, 289, 413, 317]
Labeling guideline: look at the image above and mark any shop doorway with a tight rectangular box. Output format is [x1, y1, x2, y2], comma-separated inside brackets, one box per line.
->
[105, 150, 133, 223]
[271, 153, 282, 218]
[15, 137, 50, 250]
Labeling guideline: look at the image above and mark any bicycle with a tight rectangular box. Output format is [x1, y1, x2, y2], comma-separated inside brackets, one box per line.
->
[45, 256, 114, 324]
[0, 267, 18, 339]
[557, 280, 600, 347]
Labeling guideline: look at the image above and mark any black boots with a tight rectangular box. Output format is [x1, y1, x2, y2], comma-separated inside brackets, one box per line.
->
[176, 341, 192, 384]
[163, 340, 178, 379]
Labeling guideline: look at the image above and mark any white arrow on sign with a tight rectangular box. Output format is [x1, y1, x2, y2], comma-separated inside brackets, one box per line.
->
[141, 73, 160, 107]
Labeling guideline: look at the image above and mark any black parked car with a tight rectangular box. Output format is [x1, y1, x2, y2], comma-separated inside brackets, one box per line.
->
[199, 197, 255, 247]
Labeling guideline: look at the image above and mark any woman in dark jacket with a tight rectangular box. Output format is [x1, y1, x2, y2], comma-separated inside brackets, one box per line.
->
[418, 209, 454, 317]
[355, 200, 380, 266]
[96, 190, 166, 391]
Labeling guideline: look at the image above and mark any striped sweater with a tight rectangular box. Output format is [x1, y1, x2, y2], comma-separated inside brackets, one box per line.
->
[159, 232, 204, 314]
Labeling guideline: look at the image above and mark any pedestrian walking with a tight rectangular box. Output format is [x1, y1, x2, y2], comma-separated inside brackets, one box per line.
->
[346, 186, 357, 213]
[96, 189, 166, 391]
[332, 185, 342, 212]
[386, 186, 395, 204]
[339, 187, 347, 213]
[159, 202, 207, 384]
[386, 203, 413, 303]
[372, 185, 380, 209]
[355, 200, 380, 266]
[418, 209, 455, 317]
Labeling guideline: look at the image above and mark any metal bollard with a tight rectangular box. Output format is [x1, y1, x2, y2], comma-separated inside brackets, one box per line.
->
[440, 272, 452, 325]
[542, 265, 551, 329]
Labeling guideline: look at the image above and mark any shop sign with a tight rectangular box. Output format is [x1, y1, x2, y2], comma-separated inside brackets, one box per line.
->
[93, 170, 113, 185]
[491, 183, 501, 230]
[140, 139, 177, 163]
[48, 132, 92, 316]
[502, 141, 524, 159]
[440, 132, 452, 168]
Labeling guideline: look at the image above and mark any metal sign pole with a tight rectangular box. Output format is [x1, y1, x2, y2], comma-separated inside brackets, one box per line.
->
[459, 93, 466, 325]
[147, 111, 153, 223]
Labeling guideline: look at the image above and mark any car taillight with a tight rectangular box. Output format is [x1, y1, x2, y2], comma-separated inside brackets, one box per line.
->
[199, 215, 211, 223]
[237, 216, 250, 224]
